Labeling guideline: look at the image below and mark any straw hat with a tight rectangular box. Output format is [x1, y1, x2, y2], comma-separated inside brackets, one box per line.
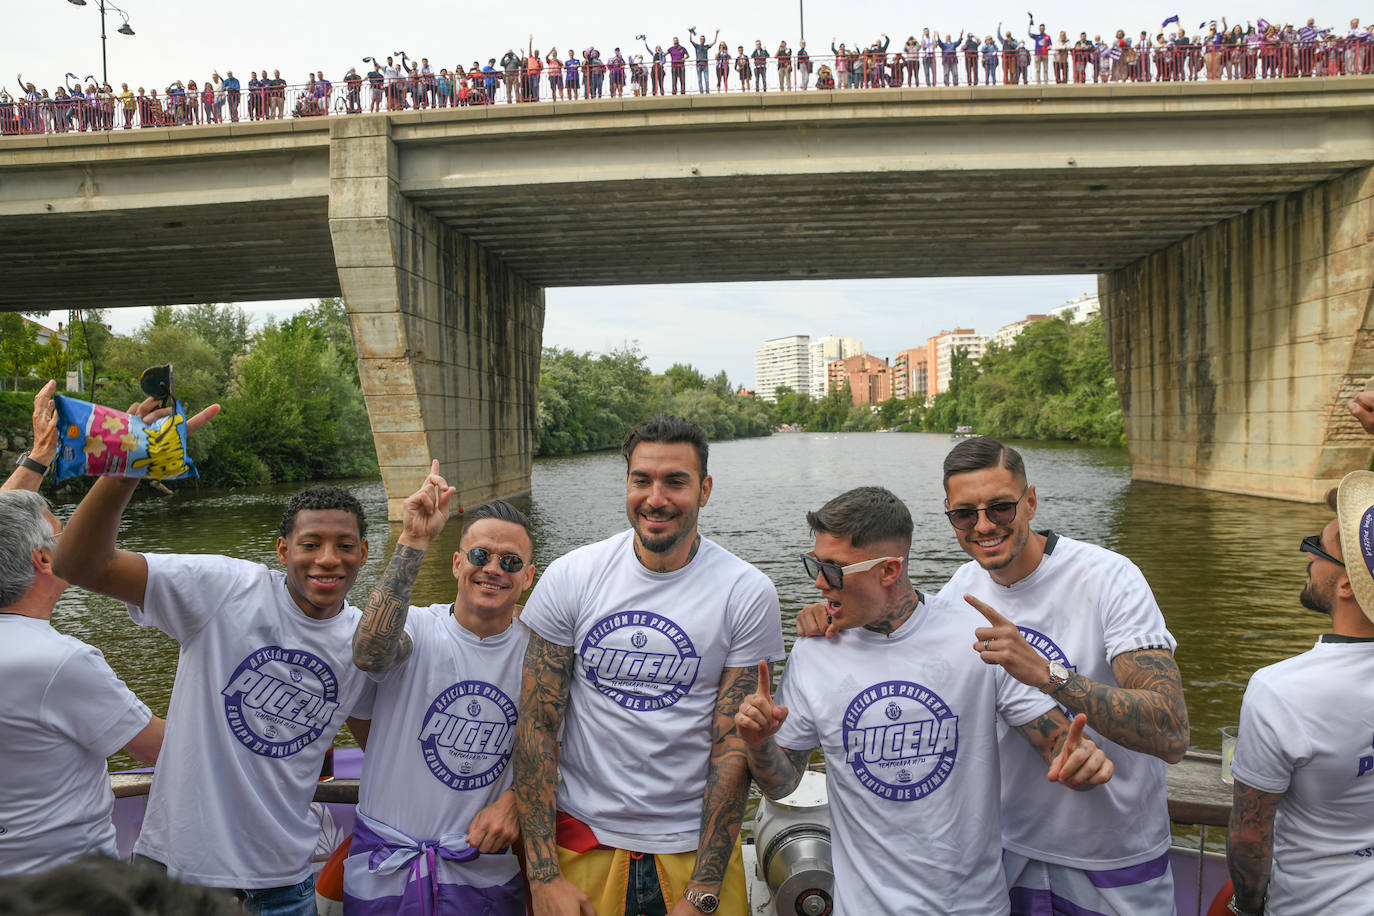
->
[1336, 470, 1374, 624]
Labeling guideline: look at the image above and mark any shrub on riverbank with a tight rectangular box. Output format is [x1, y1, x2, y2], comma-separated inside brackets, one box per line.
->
[535, 346, 772, 457]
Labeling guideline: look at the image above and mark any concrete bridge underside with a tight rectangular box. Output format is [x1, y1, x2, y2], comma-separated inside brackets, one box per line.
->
[2, 81, 1372, 516]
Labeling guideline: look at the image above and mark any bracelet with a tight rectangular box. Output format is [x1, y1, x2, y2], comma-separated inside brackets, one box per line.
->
[1228, 896, 1264, 916]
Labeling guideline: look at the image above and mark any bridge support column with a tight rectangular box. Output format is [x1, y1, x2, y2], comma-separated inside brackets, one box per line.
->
[328, 117, 545, 521]
[1103, 166, 1374, 501]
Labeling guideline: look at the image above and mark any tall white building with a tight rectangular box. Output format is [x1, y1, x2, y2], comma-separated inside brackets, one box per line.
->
[990, 314, 1050, 350]
[807, 335, 863, 399]
[1053, 293, 1101, 323]
[934, 330, 987, 394]
[754, 335, 811, 401]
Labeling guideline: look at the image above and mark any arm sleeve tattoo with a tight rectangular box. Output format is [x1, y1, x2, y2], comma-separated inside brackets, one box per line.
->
[1227, 778, 1280, 912]
[352, 543, 421, 672]
[1052, 648, 1190, 763]
[687, 664, 759, 894]
[512, 631, 575, 885]
[746, 741, 813, 800]
[1015, 708, 1071, 764]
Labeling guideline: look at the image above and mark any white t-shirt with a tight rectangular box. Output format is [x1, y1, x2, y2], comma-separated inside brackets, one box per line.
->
[938, 532, 1176, 869]
[520, 530, 784, 852]
[346, 605, 528, 901]
[128, 554, 373, 888]
[0, 615, 151, 876]
[1230, 637, 1374, 915]
[775, 593, 1055, 916]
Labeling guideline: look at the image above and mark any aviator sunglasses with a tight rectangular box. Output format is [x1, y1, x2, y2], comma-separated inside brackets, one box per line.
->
[465, 546, 526, 573]
[944, 487, 1030, 531]
[800, 554, 900, 590]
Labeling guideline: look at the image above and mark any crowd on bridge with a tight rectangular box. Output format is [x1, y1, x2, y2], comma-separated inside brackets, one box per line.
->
[2, 11, 1373, 134]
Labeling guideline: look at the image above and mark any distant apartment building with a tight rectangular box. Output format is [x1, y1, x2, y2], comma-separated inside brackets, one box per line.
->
[808, 335, 863, 399]
[891, 347, 929, 400]
[754, 335, 811, 401]
[827, 353, 891, 406]
[930, 329, 987, 395]
[990, 314, 1050, 350]
[1053, 293, 1101, 323]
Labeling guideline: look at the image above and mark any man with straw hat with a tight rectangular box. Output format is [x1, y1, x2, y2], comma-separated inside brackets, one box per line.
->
[1225, 468, 1374, 916]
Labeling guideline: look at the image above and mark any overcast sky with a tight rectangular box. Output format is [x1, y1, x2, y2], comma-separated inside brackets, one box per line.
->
[14, 0, 1353, 388]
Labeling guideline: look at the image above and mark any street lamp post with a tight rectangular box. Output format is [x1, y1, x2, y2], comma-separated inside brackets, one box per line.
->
[799, 0, 805, 42]
[65, 0, 135, 87]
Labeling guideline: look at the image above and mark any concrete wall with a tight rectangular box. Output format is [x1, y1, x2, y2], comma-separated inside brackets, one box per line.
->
[1102, 165, 1374, 501]
[328, 117, 544, 520]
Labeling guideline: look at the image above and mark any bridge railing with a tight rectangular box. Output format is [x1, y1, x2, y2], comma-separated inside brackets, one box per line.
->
[3, 40, 1372, 135]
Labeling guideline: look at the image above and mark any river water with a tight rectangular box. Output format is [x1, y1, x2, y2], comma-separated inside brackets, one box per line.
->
[46, 432, 1331, 768]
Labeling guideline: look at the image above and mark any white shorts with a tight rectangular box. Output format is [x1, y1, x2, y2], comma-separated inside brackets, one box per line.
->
[1004, 850, 1177, 916]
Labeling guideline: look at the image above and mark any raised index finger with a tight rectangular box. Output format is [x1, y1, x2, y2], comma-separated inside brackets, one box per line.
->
[964, 593, 1012, 627]
[756, 659, 772, 701]
[1058, 713, 1086, 762]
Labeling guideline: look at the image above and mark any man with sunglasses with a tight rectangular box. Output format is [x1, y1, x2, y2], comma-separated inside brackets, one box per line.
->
[740, 486, 1113, 915]
[514, 415, 784, 916]
[938, 437, 1188, 915]
[1226, 476, 1374, 916]
[345, 466, 535, 915]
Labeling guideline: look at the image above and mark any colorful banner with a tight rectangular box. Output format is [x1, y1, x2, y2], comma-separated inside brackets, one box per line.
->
[54, 395, 198, 482]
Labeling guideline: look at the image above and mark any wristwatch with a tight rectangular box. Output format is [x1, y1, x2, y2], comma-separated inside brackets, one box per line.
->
[1041, 660, 1071, 695]
[684, 889, 720, 913]
[14, 452, 49, 476]
[1227, 895, 1265, 916]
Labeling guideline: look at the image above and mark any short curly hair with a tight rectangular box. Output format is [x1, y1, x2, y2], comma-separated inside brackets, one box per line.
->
[278, 486, 368, 540]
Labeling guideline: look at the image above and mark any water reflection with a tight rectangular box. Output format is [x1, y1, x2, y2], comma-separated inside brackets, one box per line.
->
[48, 433, 1329, 769]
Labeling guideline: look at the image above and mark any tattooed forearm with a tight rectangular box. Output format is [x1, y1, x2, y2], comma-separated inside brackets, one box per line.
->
[689, 664, 758, 893]
[1227, 779, 1279, 912]
[864, 591, 920, 637]
[513, 632, 575, 885]
[352, 544, 421, 672]
[746, 742, 812, 800]
[1051, 649, 1189, 762]
[1016, 709, 1071, 764]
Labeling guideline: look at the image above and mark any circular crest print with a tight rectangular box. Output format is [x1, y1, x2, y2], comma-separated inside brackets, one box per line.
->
[580, 610, 701, 712]
[417, 679, 519, 790]
[842, 680, 959, 802]
[221, 645, 340, 758]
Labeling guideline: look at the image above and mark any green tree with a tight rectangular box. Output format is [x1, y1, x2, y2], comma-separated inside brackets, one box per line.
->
[0, 314, 40, 391]
[170, 303, 251, 388]
[66, 308, 114, 400]
[663, 363, 707, 395]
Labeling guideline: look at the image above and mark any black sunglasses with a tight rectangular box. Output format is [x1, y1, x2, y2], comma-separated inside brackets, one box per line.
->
[465, 546, 526, 573]
[944, 487, 1030, 531]
[800, 553, 899, 590]
[1299, 533, 1344, 568]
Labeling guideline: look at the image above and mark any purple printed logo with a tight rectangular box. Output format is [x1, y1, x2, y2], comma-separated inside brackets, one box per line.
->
[417, 680, 518, 790]
[1359, 506, 1374, 580]
[842, 680, 959, 802]
[221, 646, 340, 758]
[579, 611, 701, 711]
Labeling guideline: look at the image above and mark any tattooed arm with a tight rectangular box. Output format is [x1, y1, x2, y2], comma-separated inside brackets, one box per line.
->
[736, 659, 811, 799]
[1227, 779, 1279, 913]
[1014, 709, 1114, 790]
[668, 664, 759, 912]
[967, 596, 1189, 763]
[352, 460, 454, 673]
[1052, 649, 1190, 763]
[513, 632, 592, 916]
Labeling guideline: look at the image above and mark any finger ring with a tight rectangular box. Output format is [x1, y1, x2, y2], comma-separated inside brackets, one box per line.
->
[983, 638, 992, 652]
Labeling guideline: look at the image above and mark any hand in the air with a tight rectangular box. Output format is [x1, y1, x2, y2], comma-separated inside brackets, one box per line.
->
[734, 660, 787, 749]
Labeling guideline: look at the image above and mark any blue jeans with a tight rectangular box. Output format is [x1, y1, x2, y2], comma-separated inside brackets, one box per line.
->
[238, 875, 316, 916]
[625, 852, 668, 916]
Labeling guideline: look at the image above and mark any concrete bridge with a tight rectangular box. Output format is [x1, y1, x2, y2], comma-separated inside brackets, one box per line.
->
[2, 80, 1372, 518]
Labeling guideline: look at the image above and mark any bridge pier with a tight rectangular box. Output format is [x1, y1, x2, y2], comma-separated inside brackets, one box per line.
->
[328, 117, 544, 521]
[1103, 165, 1374, 502]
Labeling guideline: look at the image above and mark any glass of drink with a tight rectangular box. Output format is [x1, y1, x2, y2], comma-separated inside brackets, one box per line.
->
[1220, 726, 1239, 785]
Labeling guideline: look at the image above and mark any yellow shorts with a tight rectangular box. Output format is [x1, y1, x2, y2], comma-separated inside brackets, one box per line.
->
[557, 841, 748, 916]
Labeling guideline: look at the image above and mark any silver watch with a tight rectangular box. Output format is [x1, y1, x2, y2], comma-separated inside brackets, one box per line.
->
[1042, 659, 1071, 695]
[684, 889, 719, 913]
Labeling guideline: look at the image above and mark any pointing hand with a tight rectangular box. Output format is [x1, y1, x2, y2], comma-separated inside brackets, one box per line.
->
[734, 660, 788, 749]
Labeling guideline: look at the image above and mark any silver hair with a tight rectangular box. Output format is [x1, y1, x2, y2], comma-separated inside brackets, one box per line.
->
[0, 490, 57, 608]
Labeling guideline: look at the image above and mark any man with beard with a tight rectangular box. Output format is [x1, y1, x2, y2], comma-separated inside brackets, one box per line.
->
[1225, 471, 1374, 916]
[797, 436, 1188, 915]
[513, 415, 783, 916]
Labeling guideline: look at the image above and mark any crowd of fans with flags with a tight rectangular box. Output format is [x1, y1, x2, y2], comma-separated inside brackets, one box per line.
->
[3, 11, 1371, 134]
